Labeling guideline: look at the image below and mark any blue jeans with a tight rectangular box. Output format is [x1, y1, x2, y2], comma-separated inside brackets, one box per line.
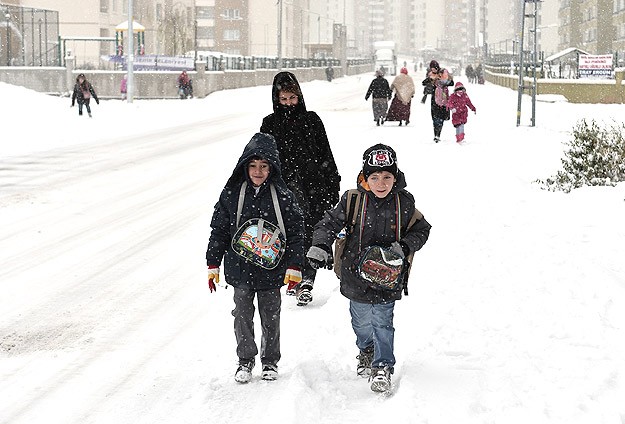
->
[349, 300, 396, 369]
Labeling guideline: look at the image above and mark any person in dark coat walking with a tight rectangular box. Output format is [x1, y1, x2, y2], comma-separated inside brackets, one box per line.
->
[260, 71, 341, 306]
[421, 60, 439, 104]
[206, 132, 305, 384]
[306, 144, 431, 393]
[365, 70, 392, 126]
[325, 65, 334, 82]
[422, 63, 454, 142]
[71, 73, 99, 117]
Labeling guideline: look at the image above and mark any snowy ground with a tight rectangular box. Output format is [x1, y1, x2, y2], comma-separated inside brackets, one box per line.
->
[1, 73, 624, 424]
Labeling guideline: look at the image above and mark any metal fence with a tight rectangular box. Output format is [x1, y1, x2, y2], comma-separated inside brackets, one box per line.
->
[1, 4, 60, 67]
[198, 55, 347, 72]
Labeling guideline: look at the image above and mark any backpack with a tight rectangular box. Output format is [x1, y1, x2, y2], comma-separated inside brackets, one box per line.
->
[333, 189, 423, 295]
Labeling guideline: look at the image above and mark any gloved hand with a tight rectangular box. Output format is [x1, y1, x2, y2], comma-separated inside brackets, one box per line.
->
[95, 99, 100, 105]
[283, 267, 302, 292]
[474, 109, 477, 115]
[307, 245, 333, 270]
[207, 266, 220, 293]
[450, 108, 456, 113]
[390, 241, 408, 259]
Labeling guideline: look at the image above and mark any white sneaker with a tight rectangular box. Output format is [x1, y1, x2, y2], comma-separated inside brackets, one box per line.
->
[234, 359, 254, 384]
[369, 367, 392, 392]
[261, 364, 278, 381]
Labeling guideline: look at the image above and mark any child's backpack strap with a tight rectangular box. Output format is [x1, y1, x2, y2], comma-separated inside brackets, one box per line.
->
[344, 189, 363, 234]
[236, 181, 286, 239]
[333, 189, 363, 279]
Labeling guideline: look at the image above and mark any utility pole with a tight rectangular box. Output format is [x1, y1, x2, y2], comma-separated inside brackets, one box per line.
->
[127, 0, 134, 103]
[516, 0, 540, 127]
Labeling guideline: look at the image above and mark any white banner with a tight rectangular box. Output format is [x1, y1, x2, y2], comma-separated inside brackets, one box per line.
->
[578, 54, 613, 79]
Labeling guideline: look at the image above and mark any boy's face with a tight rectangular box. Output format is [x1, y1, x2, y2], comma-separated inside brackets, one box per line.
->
[366, 171, 396, 198]
[278, 90, 299, 106]
[248, 159, 270, 187]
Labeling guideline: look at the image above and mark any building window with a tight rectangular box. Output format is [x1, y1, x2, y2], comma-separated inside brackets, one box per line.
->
[197, 6, 214, 19]
[223, 29, 241, 40]
[101, 0, 108, 13]
[222, 9, 241, 20]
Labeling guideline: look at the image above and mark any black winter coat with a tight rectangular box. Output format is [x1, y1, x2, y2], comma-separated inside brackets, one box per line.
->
[365, 76, 392, 100]
[422, 75, 453, 121]
[71, 82, 99, 106]
[260, 72, 341, 223]
[205, 133, 305, 290]
[312, 171, 431, 304]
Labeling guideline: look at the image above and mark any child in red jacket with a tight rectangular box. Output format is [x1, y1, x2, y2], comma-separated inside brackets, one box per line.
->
[446, 82, 476, 143]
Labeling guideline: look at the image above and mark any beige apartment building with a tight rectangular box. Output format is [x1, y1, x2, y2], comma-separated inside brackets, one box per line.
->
[559, 0, 618, 57]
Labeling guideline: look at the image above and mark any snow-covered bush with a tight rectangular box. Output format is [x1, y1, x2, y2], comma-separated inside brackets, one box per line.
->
[538, 119, 625, 192]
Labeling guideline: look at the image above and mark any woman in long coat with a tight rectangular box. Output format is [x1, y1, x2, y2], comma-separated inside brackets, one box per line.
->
[423, 66, 454, 142]
[365, 70, 392, 126]
[260, 71, 341, 306]
[384, 67, 415, 126]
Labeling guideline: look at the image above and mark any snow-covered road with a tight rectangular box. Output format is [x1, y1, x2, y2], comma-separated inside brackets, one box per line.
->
[1, 75, 624, 424]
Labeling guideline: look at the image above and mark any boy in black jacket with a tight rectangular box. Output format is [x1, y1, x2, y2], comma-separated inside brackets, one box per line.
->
[206, 133, 305, 384]
[306, 144, 431, 393]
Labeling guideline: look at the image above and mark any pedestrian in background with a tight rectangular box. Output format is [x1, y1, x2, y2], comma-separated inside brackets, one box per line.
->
[365, 70, 392, 126]
[385, 67, 415, 126]
[71, 73, 99, 118]
[423, 62, 454, 142]
[120, 75, 127, 101]
[446, 81, 477, 143]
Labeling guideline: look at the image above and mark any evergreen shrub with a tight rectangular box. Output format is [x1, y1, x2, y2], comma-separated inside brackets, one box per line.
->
[537, 119, 625, 193]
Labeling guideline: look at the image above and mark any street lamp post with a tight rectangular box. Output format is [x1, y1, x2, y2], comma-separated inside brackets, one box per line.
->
[5, 12, 10, 66]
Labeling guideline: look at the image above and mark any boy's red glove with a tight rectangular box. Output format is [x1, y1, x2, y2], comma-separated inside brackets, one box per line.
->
[208, 266, 220, 293]
[283, 267, 302, 292]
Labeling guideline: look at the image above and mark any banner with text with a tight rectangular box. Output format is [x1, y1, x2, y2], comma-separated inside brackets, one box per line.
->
[578, 54, 613, 79]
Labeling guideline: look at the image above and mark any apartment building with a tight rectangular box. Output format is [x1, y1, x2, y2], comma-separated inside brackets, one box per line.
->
[615, 0, 625, 63]
[558, 0, 614, 55]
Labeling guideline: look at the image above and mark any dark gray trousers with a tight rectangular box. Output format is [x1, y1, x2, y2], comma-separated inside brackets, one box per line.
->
[232, 287, 281, 366]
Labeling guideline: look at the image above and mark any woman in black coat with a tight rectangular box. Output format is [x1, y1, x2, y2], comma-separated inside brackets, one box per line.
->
[260, 71, 341, 305]
[365, 70, 392, 126]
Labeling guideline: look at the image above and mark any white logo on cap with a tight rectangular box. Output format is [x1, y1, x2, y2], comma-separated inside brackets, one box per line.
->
[367, 149, 394, 167]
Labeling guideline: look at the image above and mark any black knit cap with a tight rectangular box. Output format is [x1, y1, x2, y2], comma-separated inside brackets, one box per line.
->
[362, 144, 398, 179]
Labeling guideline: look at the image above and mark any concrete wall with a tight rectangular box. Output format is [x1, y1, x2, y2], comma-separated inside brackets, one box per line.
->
[485, 69, 625, 104]
[0, 63, 370, 99]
